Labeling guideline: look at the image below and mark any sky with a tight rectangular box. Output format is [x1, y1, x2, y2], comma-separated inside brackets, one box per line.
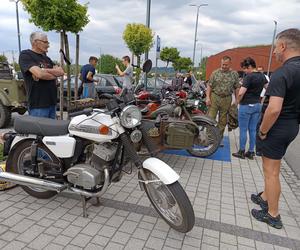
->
[0, 0, 300, 67]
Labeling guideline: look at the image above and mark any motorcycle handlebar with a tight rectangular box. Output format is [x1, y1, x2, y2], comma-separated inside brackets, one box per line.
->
[68, 108, 93, 118]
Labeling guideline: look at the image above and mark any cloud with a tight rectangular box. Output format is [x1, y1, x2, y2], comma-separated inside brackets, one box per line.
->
[0, 0, 299, 67]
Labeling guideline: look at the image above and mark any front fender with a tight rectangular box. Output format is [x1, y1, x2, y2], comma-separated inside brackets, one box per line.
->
[142, 157, 179, 185]
[192, 115, 217, 126]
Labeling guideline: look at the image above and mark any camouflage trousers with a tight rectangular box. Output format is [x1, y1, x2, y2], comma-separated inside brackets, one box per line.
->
[208, 93, 232, 138]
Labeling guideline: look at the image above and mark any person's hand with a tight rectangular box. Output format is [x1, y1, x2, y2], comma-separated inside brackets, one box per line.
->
[32, 74, 39, 81]
[258, 127, 267, 140]
[115, 64, 119, 70]
[206, 98, 211, 106]
[232, 100, 238, 106]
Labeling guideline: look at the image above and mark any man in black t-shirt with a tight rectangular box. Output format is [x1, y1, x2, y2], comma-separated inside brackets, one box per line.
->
[251, 28, 300, 229]
[19, 31, 64, 119]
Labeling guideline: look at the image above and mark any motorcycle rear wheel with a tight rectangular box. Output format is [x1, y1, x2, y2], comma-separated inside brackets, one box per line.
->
[9, 140, 59, 199]
[187, 121, 220, 157]
[141, 169, 195, 233]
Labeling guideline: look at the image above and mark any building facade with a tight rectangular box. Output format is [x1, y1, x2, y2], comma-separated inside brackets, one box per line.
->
[206, 45, 282, 79]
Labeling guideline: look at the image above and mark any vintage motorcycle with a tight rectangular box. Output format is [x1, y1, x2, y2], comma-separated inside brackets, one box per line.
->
[0, 93, 195, 233]
[139, 90, 221, 157]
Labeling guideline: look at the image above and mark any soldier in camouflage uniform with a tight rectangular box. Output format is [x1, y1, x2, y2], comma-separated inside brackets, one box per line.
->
[206, 56, 240, 144]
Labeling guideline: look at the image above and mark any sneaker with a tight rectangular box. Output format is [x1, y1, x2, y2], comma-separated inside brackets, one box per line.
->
[251, 209, 283, 229]
[251, 192, 268, 210]
[232, 150, 245, 159]
[245, 151, 255, 160]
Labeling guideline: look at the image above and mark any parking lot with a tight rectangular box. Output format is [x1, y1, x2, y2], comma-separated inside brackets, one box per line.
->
[0, 127, 300, 250]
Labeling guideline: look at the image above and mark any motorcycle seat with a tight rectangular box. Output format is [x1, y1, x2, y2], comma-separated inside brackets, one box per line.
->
[14, 115, 70, 136]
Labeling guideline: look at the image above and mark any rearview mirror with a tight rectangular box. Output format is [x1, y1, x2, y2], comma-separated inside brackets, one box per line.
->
[142, 59, 152, 73]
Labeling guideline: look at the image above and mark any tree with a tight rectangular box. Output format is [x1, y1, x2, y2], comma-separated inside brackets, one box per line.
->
[13, 62, 21, 71]
[98, 54, 124, 74]
[123, 23, 154, 82]
[160, 47, 180, 68]
[0, 55, 8, 63]
[21, 0, 89, 117]
[173, 57, 193, 72]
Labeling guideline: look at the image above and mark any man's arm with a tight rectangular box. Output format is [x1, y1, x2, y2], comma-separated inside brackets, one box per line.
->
[233, 72, 240, 105]
[206, 85, 212, 106]
[259, 96, 283, 134]
[86, 71, 99, 83]
[237, 86, 247, 104]
[115, 65, 125, 76]
[45, 66, 64, 77]
[29, 66, 57, 80]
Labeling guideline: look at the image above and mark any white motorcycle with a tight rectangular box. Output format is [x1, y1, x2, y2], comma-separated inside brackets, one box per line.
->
[0, 93, 195, 233]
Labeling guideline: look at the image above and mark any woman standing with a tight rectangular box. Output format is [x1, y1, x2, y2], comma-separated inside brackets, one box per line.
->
[232, 57, 268, 159]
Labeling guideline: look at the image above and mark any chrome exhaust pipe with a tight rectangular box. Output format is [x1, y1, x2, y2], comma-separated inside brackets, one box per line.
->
[0, 171, 65, 192]
[0, 168, 110, 197]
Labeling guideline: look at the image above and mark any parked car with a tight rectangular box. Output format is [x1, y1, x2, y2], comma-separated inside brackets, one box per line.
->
[62, 74, 122, 99]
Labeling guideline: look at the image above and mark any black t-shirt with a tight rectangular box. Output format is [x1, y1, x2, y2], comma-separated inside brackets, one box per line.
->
[240, 72, 267, 105]
[19, 49, 57, 109]
[262, 56, 300, 120]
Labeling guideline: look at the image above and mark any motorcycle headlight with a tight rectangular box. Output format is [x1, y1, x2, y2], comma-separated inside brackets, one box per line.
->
[120, 105, 142, 128]
[195, 100, 199, 106]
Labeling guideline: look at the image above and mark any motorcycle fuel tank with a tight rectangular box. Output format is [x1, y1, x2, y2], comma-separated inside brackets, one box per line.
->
[69, 113, 119, 142]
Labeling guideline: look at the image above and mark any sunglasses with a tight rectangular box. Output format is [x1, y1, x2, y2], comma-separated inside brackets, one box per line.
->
[36, 39, 49, 44]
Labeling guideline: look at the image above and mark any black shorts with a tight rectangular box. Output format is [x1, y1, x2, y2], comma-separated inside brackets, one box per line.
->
[256, 119, 299, 160]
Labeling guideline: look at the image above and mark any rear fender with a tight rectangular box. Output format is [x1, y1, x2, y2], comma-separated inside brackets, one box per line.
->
[142, 157, 179, 185]
[5, 136, 36, 172]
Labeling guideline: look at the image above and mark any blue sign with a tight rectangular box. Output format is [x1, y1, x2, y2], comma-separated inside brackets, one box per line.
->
[156, 35, 161, 52]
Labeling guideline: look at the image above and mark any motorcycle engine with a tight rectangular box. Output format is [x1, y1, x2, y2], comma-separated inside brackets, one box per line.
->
[64, 164, 102, 190]
[91, 143, 118, 170]
[64, 143, 118, 190]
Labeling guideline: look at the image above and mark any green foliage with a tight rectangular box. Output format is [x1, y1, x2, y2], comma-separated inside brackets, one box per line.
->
[173, 57, 193, 72]
[21, 0, 89, 33]
[123, 23, 154, 58]
[13, 62, 20, 71]
[63, 64, 81, 75]
[99, 54, 125, 74]
[0, 55, 8, 63]
[123, 23, 153, 83]
[160, 47, 180, 67]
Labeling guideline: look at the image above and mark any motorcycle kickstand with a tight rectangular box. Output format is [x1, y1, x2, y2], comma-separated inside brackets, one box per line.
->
[81, 196, 91, 218]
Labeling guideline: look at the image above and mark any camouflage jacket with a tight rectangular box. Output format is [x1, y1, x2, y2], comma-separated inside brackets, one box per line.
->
[209, 69, 240, 97]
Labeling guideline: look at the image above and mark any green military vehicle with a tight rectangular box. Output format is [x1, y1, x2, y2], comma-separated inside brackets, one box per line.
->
[0, 62, 27, 128]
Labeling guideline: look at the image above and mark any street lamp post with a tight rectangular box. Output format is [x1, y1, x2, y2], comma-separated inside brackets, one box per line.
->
[267, 20, 277, 77]
[190, 3, 207, 68]
[10, 0, 21, 54]
[145, 0, 151, 90]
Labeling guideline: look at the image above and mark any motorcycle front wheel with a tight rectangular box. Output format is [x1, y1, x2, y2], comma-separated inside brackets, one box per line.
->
[187, 121, 220, 157]
[141, 169, 195, 233]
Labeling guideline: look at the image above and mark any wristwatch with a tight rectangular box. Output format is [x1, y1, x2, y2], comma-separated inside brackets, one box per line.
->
[258, 130, 267, 137]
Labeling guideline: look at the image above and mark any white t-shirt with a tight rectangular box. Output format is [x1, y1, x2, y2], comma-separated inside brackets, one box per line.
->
[123, 65, 133, 90]
[260, 74, 270, 98]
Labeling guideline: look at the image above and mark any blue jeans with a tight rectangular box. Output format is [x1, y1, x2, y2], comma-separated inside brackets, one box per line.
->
[238, 103, 261, 152]
[29, 105, 56, 119]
